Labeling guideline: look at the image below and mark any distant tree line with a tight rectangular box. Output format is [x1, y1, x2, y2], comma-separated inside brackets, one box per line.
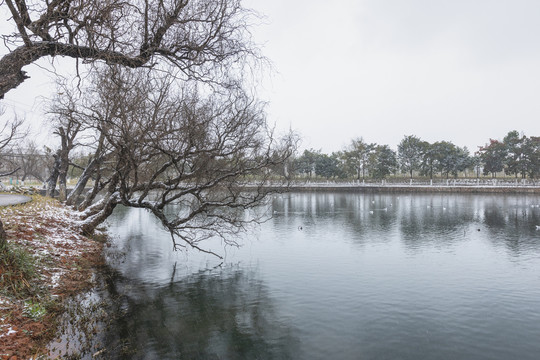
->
[2, 130, 540, 185]
[290, 131, 540, 181]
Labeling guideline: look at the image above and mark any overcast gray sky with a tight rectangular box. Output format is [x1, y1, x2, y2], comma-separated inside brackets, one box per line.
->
[245, 0, 540, 153]
[3, 0, 540, 154]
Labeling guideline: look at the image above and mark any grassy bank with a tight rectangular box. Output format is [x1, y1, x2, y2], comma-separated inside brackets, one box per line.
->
[0, 196, 104, 359]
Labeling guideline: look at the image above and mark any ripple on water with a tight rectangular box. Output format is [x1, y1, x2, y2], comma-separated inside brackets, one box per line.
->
[96, 193, 540, 360]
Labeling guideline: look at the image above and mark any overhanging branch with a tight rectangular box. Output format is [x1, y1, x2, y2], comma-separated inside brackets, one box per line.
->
[0, 42, 152, 98]
[0, 167, 21, 177]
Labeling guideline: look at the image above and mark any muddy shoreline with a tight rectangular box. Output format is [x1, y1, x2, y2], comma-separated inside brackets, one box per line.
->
[0, 196, 105, 359]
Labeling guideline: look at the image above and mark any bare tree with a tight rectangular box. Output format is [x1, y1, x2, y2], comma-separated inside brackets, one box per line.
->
[15, 140, 48, 181]
[0, 106, 24, 247]
[3, 0, 293, 256]
[65, 133, 108, 207]
[1, 0, 260, 98]
[45, 82, 91, 199]
[61, 67, 295, 256]
[0, 107, 24, 177]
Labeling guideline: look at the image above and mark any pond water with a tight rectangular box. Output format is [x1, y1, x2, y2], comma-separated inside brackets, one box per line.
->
[97, 192, 540, 359]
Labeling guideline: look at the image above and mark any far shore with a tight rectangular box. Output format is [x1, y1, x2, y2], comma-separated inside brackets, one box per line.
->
[4, 180, 540, 198]
[254, 181, 540, 194]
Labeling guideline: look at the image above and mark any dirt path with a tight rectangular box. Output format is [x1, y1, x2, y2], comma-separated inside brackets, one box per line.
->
[0, 194, 31, 206]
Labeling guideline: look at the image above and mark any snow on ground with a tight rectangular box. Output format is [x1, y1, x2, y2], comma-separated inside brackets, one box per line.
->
[0, 327, 17, 339]
[0, 196, 103, 354]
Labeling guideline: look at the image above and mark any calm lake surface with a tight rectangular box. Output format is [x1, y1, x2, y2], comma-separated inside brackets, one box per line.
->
[99, 192, 540, 359]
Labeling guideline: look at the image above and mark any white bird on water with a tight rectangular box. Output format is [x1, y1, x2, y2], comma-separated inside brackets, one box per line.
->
[535, 225, 540, 230]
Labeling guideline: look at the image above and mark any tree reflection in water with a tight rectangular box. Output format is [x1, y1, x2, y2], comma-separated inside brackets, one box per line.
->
[87, 193, 540, 360]
[100, 265, 300, 360]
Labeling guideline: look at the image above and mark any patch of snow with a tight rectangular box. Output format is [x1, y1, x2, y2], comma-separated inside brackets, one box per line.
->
[50, 269, 66, 288]
[0, 327, 17, 338]
[0, 297, 12, 309]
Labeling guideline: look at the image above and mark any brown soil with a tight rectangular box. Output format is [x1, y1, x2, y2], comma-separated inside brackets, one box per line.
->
[0, 196, 104, 359]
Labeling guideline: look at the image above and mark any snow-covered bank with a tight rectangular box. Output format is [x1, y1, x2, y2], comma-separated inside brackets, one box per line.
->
[0, 196, 104, 359]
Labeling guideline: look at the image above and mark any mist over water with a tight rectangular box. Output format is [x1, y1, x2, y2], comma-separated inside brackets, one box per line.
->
[99, 193, 540, 360]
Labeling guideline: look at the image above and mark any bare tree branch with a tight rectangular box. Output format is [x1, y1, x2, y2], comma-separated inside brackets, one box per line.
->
[60, 67, 296, 255]
[0, 166, 20, 177]
[0, 0, 261, 98]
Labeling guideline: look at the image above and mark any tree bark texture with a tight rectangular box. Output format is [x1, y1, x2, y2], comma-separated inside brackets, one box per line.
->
[80, 194, 118, 235]
[65, 158, 98, 206]
[57, 149, 70, 201]
[0, 218, 7, 250]
[78, 174, 105, 212]
[0, 42, 149, 98]
[45, 152, 60, 197]
[66, 134, 106, 206]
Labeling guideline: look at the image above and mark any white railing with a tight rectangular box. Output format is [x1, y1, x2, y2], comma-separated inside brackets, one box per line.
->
[282, 178, 540, 188]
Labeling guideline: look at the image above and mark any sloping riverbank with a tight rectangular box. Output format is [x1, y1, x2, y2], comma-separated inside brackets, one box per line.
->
[0, 196, 104, 359]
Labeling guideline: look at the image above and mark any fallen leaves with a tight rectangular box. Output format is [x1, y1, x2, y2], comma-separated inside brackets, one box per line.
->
[0, 196, 104, 359]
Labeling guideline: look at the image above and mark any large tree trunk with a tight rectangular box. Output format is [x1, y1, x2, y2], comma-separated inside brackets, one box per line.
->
[66, 156, 103, 207]
[66, 166, 92, 206]
[67, 133, 107, 207]
[58, 175, 67, 201]
[78, 177, 103, 211]
[79, 174, 118, 217]
[0, 218, 7, 250]
[46, 153, 61, 197]
[57, 150, 70, 201]
[1, 42, 149, 99]
[80, 194, 118, 235]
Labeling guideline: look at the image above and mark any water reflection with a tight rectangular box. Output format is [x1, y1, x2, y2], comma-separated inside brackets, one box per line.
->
[100, 266, 299, 360]
[96, 192, 540, 360]
[272, 193, 540, 257]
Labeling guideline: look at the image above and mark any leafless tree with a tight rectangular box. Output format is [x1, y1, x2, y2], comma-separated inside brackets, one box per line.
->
[0, 106, 25, 247]
[65, 133, 108, 207]
[45, 82, 93, 199]
[59, 67, 295, 256]
[0, 107, 24, 177]
[15, 140, 48, 181]
[3, 0, 294, 256]
[1, 0, 260, 98]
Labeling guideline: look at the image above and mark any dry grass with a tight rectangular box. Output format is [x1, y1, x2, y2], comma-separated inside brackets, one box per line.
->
[0, 196, 104, 359]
